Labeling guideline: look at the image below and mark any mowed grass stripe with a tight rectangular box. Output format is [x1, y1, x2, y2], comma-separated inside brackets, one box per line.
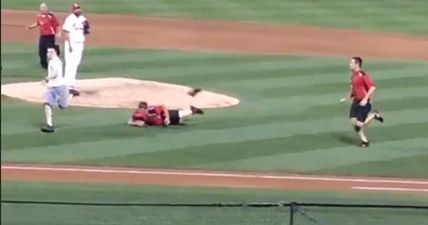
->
[4, 108, 428, 162]
[202, 96, 428, 130]
[216, 65, 428, 91]
[198, 137, 428, 173]
[259, 86, 428, 113]
[75, 123, 428, 169]
[262, 76, 428, 98]
[317, 154, 428, 178]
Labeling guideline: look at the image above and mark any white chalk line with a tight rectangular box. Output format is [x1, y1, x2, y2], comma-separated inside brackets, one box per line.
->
[2, 165, 428, 185]
[352, 186, 428, 193]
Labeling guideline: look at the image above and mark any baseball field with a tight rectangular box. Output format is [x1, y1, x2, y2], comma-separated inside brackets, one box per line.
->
[1, 0, 428, 224]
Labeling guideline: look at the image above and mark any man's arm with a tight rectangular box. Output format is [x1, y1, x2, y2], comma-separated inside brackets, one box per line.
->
[27, 22, 38, 29]
[358, 74, 376, 106]
[45, 64, 59, 81]
[128, 118, 145, 127]
[62, 17, 72, 51]
[362, 86, 376, 102]
[341, 84, 353, 103]
[161, 105, 170, 125]
[53, 16, 62, 38]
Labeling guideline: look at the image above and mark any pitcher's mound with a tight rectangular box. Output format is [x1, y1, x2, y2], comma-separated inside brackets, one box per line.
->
[1, 77, 240, 109]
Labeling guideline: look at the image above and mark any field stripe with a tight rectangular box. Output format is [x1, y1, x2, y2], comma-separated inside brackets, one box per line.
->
[3, 164, 428, 185]
[352, 186, 428, 193]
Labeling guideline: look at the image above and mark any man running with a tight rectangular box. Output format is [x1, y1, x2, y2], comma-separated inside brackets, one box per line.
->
[340, 56, 384, 147]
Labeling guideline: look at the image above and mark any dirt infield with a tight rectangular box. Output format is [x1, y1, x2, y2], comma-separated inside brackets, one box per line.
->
[2, 9, 428, 194]
[1, 77, 239, 109]
[2, 9, 428, 60]
[2, 164, 428, 195]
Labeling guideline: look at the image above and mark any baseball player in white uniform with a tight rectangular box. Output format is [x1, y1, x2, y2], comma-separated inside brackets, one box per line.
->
[62, 2, 90, 97]
[41, 48, 68, 133]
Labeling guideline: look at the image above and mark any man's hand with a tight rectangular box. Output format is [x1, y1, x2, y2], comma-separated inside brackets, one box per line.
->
[340, 97, 349, 104]
[40, 78, 48, 85]
[359, 98, 368, 106]
[163, 117, 171, 126]
[68, 44, 73, 53]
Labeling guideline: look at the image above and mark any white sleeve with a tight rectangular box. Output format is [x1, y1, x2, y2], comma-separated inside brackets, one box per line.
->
[62, 15, 72, 32]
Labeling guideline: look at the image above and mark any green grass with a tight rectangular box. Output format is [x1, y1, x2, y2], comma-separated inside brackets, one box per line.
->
[2, 181, 428, 225]
[2, 0, 428, 34]
[2, 43, 428, 178]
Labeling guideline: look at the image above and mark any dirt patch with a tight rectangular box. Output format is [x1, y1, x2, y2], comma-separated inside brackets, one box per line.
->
[0, 77, 239, 109]
[2, 164, 428, 195]
[2, 9, 428, 60]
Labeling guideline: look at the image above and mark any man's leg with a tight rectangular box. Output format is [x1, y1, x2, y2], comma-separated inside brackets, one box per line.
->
[64, 42, 80, 97]
[351, 118, 369, 147]
[364, 110, 384, 126]
[170, 106, 204, 124]
[41, 88, 55, 133]
[39, 36, 48, 69]
[349, 102, 370, 147]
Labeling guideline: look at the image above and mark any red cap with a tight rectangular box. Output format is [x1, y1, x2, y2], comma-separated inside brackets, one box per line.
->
[72, 3, 81, 12]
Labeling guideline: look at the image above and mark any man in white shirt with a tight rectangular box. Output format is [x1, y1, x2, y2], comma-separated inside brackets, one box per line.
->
[62, 2, 90, 97]
[41, 48, 68, 133]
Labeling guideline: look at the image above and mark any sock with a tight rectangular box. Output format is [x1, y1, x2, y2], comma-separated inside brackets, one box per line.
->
[179, 109, 193, 118]
[44, 104, 53, 126]
[358, 129, 369, 143]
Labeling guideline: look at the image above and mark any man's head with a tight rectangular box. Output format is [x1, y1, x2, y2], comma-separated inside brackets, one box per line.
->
[349, 56, 363, 72]
[138, 101, 148, 109]
[47, 48, 58, 60]
[39, 2, 48, 13]
[72, 3, 82, 16]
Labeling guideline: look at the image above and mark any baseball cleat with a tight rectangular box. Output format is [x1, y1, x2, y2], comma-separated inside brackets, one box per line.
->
[373, 110, 384, 123]
[190, 106, 204, 115]
[188, 88, 202, 97]
[359, 141, 370, 148]
[40, 125, 55, 133]
[69, 89, 80, 97]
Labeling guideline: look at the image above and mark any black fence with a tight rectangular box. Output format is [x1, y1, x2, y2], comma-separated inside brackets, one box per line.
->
[2, 200, 428, 225]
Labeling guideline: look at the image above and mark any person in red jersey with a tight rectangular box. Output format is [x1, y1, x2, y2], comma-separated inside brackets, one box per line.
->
[27, 2, 61, 69]
[340, 57, 384, 147]
[128, 101, 204, 127]
[128, 88, 204, 127]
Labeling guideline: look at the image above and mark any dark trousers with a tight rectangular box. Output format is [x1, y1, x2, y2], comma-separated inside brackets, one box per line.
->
[39, 35, 56, 69]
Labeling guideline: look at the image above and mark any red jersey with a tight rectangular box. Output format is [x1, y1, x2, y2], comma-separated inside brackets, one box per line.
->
[131, 105, 166, 126]
[37, 13, 59, 35]
[351, 70, 375, 101]
[146, 105, 166, 126]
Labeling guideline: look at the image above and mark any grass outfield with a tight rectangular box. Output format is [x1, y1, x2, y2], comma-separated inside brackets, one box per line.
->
[2, 181, 428, 225]
[2, 0, 428, 34]
[2, 43, 428, 178]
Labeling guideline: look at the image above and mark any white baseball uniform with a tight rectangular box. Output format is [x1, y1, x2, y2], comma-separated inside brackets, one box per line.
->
[62, 13, 88, 89]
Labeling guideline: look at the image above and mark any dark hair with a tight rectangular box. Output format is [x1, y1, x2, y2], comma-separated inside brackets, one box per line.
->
[351, 56, 363, 67]
[138, 101, 147, 108]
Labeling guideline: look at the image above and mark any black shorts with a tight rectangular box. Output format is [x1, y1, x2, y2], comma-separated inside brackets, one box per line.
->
[349, 101, 372, 122]
[168, 110, 181, 125]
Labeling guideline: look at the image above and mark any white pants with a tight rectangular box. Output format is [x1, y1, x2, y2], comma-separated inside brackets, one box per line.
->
[64, 41, 84, 88]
